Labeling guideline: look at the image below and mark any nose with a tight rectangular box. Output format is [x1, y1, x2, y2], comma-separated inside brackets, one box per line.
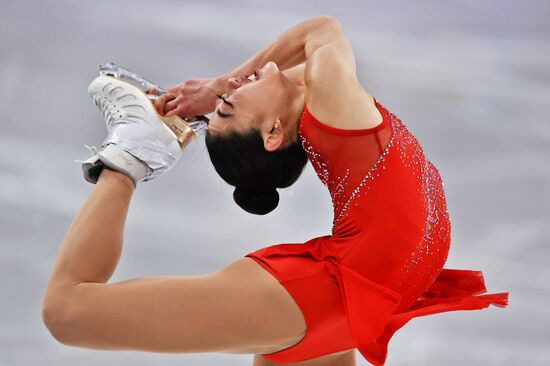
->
[226, 77, 241, 97]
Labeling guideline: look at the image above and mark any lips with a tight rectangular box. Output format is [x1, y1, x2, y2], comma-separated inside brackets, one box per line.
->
[238, 69, 260, 83]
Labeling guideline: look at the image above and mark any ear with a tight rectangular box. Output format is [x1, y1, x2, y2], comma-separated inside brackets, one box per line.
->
[263, 118, 284, 152]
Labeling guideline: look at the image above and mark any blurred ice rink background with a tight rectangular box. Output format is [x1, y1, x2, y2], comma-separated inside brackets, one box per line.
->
[1, 0, 548, 365]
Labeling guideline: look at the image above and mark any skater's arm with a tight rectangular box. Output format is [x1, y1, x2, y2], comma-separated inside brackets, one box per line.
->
[213, 15, 349, 91]
[161, 16, 353, 120]
[160, 62, 306, 118]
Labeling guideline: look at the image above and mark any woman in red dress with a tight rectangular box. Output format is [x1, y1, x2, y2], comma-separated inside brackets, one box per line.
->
[43, 16, 508, 366]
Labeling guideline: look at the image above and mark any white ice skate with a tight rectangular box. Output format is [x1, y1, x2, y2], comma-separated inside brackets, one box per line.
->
[81, 75, 197, 185]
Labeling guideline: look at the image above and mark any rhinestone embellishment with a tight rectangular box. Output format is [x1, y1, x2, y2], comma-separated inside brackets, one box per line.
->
[299, 101, 451, 266]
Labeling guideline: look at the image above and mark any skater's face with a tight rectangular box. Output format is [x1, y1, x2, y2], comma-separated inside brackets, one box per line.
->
[208, 61, 292, 148]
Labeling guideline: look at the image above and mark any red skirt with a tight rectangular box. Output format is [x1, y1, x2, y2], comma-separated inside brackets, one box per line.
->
[245, 238, 508, 365]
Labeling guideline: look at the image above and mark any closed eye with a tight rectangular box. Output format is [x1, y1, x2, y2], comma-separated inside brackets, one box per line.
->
[216, 94, 235, 118]
[216, 109, 232, 118]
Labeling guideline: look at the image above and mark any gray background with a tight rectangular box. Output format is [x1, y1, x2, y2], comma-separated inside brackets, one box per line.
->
[1, 0, 548, 365]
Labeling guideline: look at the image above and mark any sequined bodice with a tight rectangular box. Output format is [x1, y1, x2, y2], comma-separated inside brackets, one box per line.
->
[298, 98, 451, 307]
[299, 100, 392, 232]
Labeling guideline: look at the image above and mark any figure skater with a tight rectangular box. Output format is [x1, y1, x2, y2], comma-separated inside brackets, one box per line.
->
[42, 15, 509, 366]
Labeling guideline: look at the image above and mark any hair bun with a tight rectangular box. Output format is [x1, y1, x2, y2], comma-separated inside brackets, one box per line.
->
[233, 186, 279, 215]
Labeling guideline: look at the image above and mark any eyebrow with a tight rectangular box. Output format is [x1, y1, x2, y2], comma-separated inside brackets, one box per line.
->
[221, 95, 234, 108]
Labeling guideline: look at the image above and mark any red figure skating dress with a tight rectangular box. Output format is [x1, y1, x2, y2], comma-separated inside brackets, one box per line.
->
[245, 97, 509, 365]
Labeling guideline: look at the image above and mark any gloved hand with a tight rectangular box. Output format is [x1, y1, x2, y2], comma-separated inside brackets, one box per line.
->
[78, 75, 196, 186]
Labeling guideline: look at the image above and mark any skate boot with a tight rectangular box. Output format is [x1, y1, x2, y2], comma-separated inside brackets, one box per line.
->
[81, 75, 195, 185]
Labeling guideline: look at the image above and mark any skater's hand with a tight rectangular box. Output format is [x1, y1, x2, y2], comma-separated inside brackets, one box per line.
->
[161, 78, 221, 119]
[152, 93, 176, 116]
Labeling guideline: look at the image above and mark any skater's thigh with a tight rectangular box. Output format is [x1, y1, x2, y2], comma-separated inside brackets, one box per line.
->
[209, 257, 307, 354]
[54, 257, 306, 354]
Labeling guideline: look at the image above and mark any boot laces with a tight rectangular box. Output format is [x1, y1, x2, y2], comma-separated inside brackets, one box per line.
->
[93, 94, 120, 126]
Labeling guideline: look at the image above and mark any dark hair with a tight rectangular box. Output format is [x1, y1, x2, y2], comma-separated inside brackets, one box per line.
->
[205, 127, 308, 215]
